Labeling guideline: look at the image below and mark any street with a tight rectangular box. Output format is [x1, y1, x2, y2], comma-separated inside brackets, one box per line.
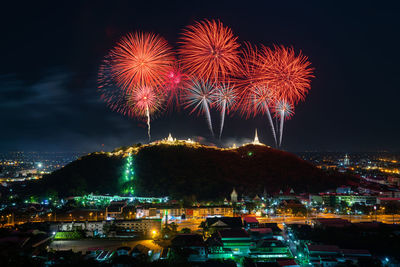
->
[50, 239, 162, 253]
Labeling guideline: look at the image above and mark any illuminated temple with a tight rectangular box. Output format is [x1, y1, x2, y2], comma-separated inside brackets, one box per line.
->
[100, 130, 270, 158]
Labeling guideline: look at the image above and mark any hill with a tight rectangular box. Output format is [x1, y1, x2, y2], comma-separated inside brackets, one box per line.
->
[29, 141, 358, 201]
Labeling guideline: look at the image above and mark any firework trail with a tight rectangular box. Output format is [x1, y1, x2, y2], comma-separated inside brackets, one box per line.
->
[237, 44, 278, 147]
[212, 83, 238, 139]
[98, 32, 171, 141]
[98, 57, 162, 141]
[179, 19, 240, 83]
[146, 105, 151, 140]
[274, 100, 294, 147]
[128, 86, 163, 141]
[251, 86, 278, 147]
[110, 32, 174, 90]
[183, 79, 215, 136]
[256, 45, 313, 145]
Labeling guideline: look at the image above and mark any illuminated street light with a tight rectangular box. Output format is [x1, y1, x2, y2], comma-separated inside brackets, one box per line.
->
[151, 229, 158, 239]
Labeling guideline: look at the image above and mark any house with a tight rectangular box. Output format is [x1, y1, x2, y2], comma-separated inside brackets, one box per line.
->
[277, 259, 300, 267]
[274, 188, 297, 201]
[305, 244, 372, 266]
[130, 244, 150, 258]
[250, 239, 292, 260]
[192, 206, 233, 218]
[244, 216, 259, 229]
[171, 234, 207, 262]
[136, 205, 184, 219]
[204, 217, 243, 235]
[248, 228, 273, 241]
[305, 244, 341, 266]
[113, 219, 162, 237]
[261, 223, 283, 240]
[116, 246, 131, 256]
[206, 235, 230, 258]
[217, 229, 254, 255]
[54, 221, 106, 237]
[341, 249, 371, 264]
[105, 201, 127, 219]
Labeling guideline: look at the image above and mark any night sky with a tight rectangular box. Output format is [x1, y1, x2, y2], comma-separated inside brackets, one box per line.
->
[1, 1, 399, 152]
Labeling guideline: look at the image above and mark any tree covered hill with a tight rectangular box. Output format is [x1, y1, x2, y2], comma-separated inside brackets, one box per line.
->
[30, 143, 358, 200]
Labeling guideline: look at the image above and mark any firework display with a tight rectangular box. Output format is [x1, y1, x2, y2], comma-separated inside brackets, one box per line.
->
[178, 19, 240, 83]
[127, 86, 163, 141]
[274, 100, 294, 147]
[110, 32, 174, 90]
[212, 83, 238, 139]
[182, 79, 215, 136]
[98, 19, 314, 147]
[163, 64, 188, 110]
[255, 45, 314, 105]
[245, 85, 278, 147]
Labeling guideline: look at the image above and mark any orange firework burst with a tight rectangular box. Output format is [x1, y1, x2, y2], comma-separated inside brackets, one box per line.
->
[110, 32, 174, 91]
[255, 45, 314, 104]
[179, 19, 240, 83]
[236, 43, 270, 117]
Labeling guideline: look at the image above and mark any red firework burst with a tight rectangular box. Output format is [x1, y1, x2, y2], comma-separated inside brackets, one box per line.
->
[255, 45, 314, 104]
[163, 64, 189, 109]
[236, 43, 271, 117]
[128, 86, 163, 118]
[179, 19, 240, 83]
[110, 32, 174, 91]
[247, 86, 277, 117]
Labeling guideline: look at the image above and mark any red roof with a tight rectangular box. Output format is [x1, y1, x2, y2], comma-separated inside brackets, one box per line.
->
[244, 216, 259, 223]
[307, 244, 340, 253]
[218, 229, 249, 238]
[249, 228, 272, 234]
[277, 259, 298, 266]
[341, 249, 371, 256]
[378, 197, 400, 201]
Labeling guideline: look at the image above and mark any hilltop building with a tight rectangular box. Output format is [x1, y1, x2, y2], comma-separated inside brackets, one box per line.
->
[231, 188, 238, 203]
[344, 154, 350, 166]
[253, 129, 261, 145]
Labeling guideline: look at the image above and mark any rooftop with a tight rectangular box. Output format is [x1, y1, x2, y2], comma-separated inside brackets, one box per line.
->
[171, 234, 205, 247]
[249, 228, 272, 234]
[244, 216, 259, 223]
[206, 217, 243, 228]
[307, 244, 340, 253]
[218, 229, 250, 239]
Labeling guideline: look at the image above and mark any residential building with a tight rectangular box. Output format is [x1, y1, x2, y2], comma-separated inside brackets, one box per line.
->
[171, 234, 207, 262]
[244, 216, 259, 229]
[250, 239, 293, 260]
[217, 229, 253, 255]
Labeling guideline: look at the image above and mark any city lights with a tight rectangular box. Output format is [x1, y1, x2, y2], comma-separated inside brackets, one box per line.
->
[0, 3, 399, 266]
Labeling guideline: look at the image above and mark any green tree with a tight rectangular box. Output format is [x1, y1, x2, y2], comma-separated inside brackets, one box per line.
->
[162, 222, 178, 239]
[180, 228, 191, 234]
